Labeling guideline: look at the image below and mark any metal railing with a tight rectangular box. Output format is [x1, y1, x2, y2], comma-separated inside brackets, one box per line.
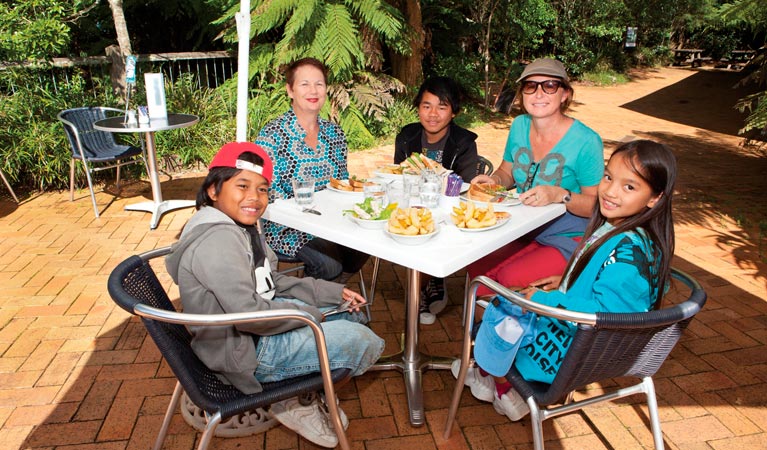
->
[1, 51, 237, 95]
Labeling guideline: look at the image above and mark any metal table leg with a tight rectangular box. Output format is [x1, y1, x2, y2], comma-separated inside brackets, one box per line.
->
[369, 268, 454, 426]
[123, 131, 194, 229]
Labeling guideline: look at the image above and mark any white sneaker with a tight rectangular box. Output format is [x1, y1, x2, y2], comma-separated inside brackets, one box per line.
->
[450, 359, 495, 402]
[426, 277, 448, 314]
[317, 393, 349, 431]
[493, 388, 530, 421]
[271, 396, 341, 448]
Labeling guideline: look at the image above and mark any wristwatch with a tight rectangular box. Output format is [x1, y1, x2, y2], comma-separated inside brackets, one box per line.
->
[562, 189, 572, 204]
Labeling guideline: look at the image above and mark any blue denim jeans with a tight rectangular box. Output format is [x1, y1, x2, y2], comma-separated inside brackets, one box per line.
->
[253, 297, 384, 382]
[296, 237, 369, 280]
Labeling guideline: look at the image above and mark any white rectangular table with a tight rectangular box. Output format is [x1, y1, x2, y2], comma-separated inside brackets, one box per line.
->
[263, 189, 565, 425]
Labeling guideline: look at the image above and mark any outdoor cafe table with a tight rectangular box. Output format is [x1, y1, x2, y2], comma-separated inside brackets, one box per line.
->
[263, 188, 565, 425]
[93, 113, 199, 229]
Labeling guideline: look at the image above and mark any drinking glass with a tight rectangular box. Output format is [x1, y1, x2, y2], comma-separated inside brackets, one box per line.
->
[386, 181, 411, 209]
[420, 170, 441, 208]
[363, 182, 386, 209]
[292, 178, 316, 206]
[403, 172, 421, 199]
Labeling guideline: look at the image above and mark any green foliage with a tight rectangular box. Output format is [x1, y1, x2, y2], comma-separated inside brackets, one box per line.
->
[581, 66, 630, 86]
[0, 0, 94, 61]
[0, 69, 238, 192]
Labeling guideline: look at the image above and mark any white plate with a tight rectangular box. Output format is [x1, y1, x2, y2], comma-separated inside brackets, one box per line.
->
[348, 215, 388, 229]
[460, 182, 470, 194]
[450, 214, 511, 232]
[373, 171, 403, 181]
[384, 224, 440, 245]
[327, 184, 363, 195]
[460, 192, 522, 206]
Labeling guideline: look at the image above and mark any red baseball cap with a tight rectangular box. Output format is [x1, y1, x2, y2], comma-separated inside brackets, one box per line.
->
[209, 142, 273, 184]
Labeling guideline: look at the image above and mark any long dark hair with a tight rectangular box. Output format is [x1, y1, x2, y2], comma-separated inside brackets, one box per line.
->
[195, 151, 266, 209]
[562, 140, 677, 308]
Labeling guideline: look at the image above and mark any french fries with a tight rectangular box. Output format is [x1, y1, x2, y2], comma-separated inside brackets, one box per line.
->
[387, 207, 435, 235]
[450, 201, 500, 229]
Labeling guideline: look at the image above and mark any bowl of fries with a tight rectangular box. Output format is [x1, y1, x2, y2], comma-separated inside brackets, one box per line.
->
[450, 200, 510, 230]
[385, 207, 439, 245]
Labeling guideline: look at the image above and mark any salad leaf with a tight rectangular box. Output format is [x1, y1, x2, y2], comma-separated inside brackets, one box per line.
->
[343, 197, 398, 220]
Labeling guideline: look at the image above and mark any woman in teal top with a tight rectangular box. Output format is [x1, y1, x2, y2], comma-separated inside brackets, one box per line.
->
[470, 58, 604, 294]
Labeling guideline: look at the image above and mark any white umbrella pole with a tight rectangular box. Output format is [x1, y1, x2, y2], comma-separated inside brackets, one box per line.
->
[235, 0, 251, 142]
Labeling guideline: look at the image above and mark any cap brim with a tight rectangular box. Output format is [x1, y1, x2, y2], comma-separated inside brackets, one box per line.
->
[473, 303, 520, 377]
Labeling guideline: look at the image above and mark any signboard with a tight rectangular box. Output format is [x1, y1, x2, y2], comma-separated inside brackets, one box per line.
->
[625, 27, 637, 48]
[125, 55, 137, 84]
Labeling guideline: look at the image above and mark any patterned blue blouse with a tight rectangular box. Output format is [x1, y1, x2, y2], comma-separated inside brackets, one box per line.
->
[255, 109, 349, 257]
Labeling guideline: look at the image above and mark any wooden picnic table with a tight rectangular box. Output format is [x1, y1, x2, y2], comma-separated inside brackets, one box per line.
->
[673, 49, 705, 67]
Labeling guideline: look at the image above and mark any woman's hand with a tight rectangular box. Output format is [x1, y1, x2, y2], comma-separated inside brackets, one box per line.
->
[471, 174, 496, 185]
[519, 185, 564, 206]
[341, 288, 367, 312]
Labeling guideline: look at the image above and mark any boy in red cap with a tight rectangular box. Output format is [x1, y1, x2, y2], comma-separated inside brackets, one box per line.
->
[165, 142, 384, 448]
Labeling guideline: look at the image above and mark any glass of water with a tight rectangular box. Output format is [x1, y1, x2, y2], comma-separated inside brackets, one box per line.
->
[420, 169, 442, 208]
[403, 171, 421, 199]
[386, 181, 411, 209]
[363, 182, 386, 209]
[292, 178, 316, 206]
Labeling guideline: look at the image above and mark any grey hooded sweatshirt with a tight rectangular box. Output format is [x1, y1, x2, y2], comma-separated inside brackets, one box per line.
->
[165, 206, 344, 393]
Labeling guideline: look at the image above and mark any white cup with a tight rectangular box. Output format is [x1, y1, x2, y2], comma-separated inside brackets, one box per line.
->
[292, 178, 316, 206]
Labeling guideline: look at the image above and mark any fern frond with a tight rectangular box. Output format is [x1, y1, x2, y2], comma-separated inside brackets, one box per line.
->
[283, 0, 321, 37]
[338, 103, 376, 146]
[252, 0, 301, 34]
[313, 3, 364, 80]
[343, 0, 404, 40]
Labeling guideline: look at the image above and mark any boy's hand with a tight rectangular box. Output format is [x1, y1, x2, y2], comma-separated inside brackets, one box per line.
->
[341, 288, 366, 312]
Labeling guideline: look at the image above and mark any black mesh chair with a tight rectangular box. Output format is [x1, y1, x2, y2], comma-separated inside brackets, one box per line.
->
[107, 246, 352, 450]
[445, 269, 707, 450]
[58, 107, 148, 218]
[477, 156, 494, 176]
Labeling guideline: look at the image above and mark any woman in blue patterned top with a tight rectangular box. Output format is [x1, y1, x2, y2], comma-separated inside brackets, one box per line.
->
[256, 58, 368, 281]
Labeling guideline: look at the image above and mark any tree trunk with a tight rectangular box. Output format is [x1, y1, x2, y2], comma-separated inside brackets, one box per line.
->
[107, 0, 132, 100]
[388, 0, 423, 87]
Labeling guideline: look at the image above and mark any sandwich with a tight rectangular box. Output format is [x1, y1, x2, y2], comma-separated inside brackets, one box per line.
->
[467, 183, 509, 203]
[329, 177, 354, 191]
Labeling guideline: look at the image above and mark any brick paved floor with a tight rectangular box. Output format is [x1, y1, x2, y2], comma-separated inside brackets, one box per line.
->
[1, 67, 766, 449]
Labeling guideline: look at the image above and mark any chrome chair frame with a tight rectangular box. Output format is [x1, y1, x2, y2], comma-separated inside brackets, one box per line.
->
[445, 269, 706, 450]
[108, 246, 351, 450]
[58, 107, 148, 218]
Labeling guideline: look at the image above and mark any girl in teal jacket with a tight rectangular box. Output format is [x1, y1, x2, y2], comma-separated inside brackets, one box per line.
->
[457, 139, 677, 422]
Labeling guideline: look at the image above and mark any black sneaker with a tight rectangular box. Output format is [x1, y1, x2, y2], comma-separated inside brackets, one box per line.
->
[426, 277, 448, 315]
[419, 286, 436, 325]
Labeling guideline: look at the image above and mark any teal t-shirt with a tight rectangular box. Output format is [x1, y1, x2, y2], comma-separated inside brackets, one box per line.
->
[502, 115, 604, 193]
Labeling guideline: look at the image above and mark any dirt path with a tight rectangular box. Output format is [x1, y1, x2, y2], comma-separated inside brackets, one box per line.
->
[349, 66, 766, 293]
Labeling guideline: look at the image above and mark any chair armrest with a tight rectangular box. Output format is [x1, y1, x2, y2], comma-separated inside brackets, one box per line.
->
[468, 275, 597, 325]
[133, 303, 320, 329]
